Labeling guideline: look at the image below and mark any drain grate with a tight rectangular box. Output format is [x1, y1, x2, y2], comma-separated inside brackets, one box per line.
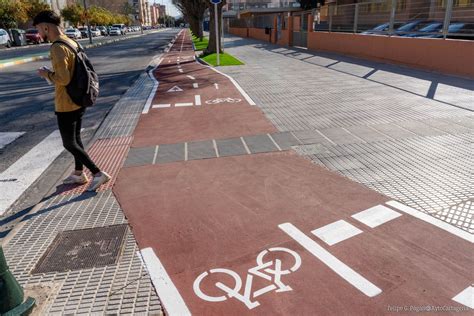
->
[32, 224, 128, 274]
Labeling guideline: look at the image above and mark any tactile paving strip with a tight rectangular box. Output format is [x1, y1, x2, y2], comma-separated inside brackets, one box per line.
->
[60, 136, 132, 195]
[3, 190, 162, 315]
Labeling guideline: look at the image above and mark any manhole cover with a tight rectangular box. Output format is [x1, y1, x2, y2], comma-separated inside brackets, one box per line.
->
[32, 224, 128, 274]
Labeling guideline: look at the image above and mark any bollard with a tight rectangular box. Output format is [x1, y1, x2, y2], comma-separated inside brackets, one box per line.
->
[0, 245, 36, 315]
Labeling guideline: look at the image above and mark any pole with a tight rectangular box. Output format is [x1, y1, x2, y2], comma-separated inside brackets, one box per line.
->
[221, 6, 224, 53]
[214, 3, 220, 66]
[83, 0, 93, 44]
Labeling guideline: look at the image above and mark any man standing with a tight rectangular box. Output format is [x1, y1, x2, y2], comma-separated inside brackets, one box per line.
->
[35, 10, 110, 191]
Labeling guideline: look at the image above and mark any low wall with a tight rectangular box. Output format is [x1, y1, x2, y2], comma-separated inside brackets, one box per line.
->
[248, 28, 271, 42]
[229, 27, 248, 38]
[277, 29, 290, 46]
[307, 32, 474, 78]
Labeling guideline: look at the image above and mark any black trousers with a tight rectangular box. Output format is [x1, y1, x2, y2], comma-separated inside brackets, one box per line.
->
[56, 108, 100, 174]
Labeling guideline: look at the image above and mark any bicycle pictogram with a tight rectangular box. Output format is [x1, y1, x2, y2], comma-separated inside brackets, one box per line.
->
[193, 247, 301, 309]
[205, 97, 242, 104]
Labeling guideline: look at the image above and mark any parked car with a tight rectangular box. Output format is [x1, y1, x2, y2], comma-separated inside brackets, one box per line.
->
[361, 22, 404, 35]
[404, 22, 443, 37]
[112, 24, 127, 35]
[0, 28, 12, 48]
[420, 22, 474, 40]
[394, 20, 437, 36]
[65, 28, 82, 39]
[78, 27, 88, 38]
[25, 28, 43, 44]
[90, 28, 101, 37]
[109, 27, 121, 36]
[97, 26, 108, 36]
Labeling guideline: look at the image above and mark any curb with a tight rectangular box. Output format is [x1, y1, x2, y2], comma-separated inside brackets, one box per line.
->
[0, 29, 168, 70]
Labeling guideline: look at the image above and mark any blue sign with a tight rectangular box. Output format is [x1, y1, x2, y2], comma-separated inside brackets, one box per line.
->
[210, 0, 222, 4]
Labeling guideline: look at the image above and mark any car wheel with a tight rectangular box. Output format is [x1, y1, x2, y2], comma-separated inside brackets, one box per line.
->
[6, 40, 11, 48]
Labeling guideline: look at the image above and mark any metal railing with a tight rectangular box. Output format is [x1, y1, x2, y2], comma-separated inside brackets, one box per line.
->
[314, 0, 474, 39]
[227, 0, 301, 11]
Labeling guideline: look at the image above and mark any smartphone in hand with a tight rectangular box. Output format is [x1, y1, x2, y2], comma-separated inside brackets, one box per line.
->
[40, 66, 52, 85]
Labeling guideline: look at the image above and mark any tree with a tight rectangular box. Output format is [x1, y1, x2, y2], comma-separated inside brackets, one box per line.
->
[61, 3, 84, 27]
[23, 0, 51, 21]
[173, 0, 207, 40]
[205, 0, 226, 55]
[297, 0, 325, 10]
[0, 0, 28, 29]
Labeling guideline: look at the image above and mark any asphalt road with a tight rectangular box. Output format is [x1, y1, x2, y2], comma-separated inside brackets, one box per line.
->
[0, 28, 179, 217]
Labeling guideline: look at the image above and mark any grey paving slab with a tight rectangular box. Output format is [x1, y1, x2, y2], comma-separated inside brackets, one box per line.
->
[155, 143, 185, 164]
[395, 120, 447, 137]
[422, 118, 472, 135]
[243, 134, 279, 154]
[187, 140, 216, 160]
[345, 125, 390, 142]
[370, 123, 418, 139]
[292, 130, 334, 146]
[216, 137, 248, 157]
[318, 127, 365, 145]
[270, 132, 301, 149]
[124, 146, 155, 167]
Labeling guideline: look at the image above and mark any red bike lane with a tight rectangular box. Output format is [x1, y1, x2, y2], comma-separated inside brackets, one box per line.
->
[113, 30, 473, 315]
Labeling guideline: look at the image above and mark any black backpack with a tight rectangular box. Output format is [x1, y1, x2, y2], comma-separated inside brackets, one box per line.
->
[53, 39, 99, 107]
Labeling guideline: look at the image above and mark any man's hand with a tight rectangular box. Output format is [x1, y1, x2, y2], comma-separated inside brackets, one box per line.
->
[37, 68, 51, 79]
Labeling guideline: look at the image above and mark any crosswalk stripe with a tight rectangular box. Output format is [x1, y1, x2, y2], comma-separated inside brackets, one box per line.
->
[0, 130, 64, 215]
[0, 132, 25, 150]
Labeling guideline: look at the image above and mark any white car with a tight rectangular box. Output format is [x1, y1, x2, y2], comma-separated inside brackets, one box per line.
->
[109, 27, 121, 36]
[0, 28, 12, 48]
[65, 28, 82, 39]
[90, 28, 101, 37]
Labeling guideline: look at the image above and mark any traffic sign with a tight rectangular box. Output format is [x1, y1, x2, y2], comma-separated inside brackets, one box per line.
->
[210, 0, 222, 4]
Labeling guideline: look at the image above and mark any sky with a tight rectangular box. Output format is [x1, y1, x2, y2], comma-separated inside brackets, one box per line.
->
[153, 0, 180, 17]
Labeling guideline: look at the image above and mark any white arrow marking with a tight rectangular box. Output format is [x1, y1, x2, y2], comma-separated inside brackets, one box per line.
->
[167, 86, 183, 92]
[187, 75, 195, 80]
[214, 83, 219, 90]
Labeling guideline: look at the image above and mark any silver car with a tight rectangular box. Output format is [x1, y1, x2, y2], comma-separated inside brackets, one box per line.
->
[65, 28, 82, 39]
[0, 28, 12, 48]
[109, 27, 121, 36]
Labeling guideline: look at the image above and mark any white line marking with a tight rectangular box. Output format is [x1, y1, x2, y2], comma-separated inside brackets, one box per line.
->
[152, 145, 159, 164]
[152, 104, 171, 108]
[213, 139, 219, 158]
[279, 222, 382, 297]
[0, 130, 64, 215]
[179, 69, 184, 73]
[351, 205, 402, 228]
[167, 86, 183, 93]
[311, 220, 363, 246]
[267, 134, 282, 151]
[207, 66, 256, 105]
[187, 75, 196, 80]
[452, 286, 474, 308]
[385, 201, 474, 243]
[142, 58, 163, 114]
[214, 83, 219, 90]
[240, 137, 251, 154]
[193, 83, 199, 89]
[315, 130, 337, 146]
[194, 95, 201, 106]
[175, 103, 193, 107]
[0, 132, 25, 149]
[177, 66, 182, 69]
[140, 248, 191, 316]
[184, 142, 188, 161]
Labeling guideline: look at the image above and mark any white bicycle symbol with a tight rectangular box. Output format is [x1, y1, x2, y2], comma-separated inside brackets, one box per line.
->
[193, 247, 301, 309]
[205, 97, 242, 104]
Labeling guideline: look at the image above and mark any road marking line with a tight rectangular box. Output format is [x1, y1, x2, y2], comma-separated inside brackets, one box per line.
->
[175, 103, 193, 107]
[152, 145, 159, 164]
[267, 134, 282, 151]
[0, 130, 64, 215]
[279, 222, 382, 297]
[152, 104, 171, 108]
[214, 83, 219, 90]
[311, 220, 363, 246]
[386, 201, 473, 243]
[184, 142, 188, 161]
[177, 65, 181, 69]
[0, 132, 25, 150]
[167, 86, 183, 93]
[213, 139, 219, 158]
[206, 66, 256, 105]
[452, 286, 474, 308]
[194, 95, 201, 106]
[240, 137, 251, 154]
[352, 205, 402, 228]
[179, 69, 184, 73]
[187, 75, 196, 80]
[193, 83, 199, 89]
[142, 58, 163, 114]
[140, 248, 191, 316]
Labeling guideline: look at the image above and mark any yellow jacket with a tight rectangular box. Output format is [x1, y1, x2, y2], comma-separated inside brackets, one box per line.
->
[47, 35, 81, 113]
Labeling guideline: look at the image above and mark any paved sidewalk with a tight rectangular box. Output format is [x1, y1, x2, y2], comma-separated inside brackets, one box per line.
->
[112, 30, 472, 314]
[220, 35, 474, 234]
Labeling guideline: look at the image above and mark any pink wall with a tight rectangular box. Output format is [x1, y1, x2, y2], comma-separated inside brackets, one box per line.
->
[307, 32, 474, 78]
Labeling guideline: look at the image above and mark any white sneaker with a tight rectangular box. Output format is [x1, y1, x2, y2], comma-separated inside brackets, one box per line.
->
[63, 173, 89, 185]
[87, 172, 111, 191]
